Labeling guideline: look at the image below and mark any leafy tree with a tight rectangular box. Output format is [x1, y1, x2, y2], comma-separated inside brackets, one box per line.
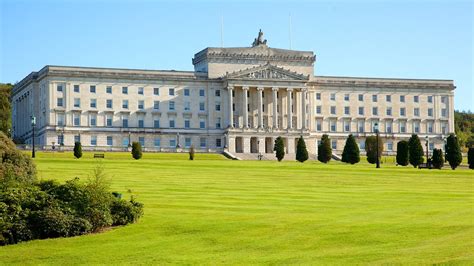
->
[341, 134, 360, 164]
[446, 133, 462, 170]
[131, 142, 142, 160]
[0, 131, 36, 187]
[454, 110, 474, 151]
[431, 148, 444, 169]
[73, 142, 82, 159]
[396, 140, 409, 166]
[317, 134, 332, 163]
[295, 136, 308, 163]
[365, 135, 383, 164]
[273, 137, 285, 162]
[468, 147, 474, 170]
[408, 134, 424, 168]
[189, 145, 195, 160]
[0, 84, 12, 137]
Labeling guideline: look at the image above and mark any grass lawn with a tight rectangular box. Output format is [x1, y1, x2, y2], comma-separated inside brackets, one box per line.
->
[0, 152, 473, 264]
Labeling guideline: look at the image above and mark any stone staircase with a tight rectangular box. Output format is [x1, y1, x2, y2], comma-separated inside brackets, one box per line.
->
[224, 152, 318, 161]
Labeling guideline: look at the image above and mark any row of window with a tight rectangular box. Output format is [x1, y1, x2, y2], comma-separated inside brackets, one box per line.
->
[316, 93, 448, 104]
[316, 106, 447, 117]
[314, 119, 448, 134]
[69, 135, 221, 148]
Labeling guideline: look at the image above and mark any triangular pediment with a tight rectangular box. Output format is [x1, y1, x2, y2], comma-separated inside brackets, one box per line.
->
[225, 63, 309, 81]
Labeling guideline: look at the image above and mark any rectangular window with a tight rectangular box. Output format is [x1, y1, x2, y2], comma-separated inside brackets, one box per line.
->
[428, 108, 433, 117]
[91, 136, 97, 146]
[316, 119, 322, 131]
[57, 98, 63, 107]
[400, 121, 406, 133]
[106, 86, 112, 94]
[344, 94, 349, 101]
[358, 107, 364, 115]
[57, 85, 63, 92]
[372, 107, 378, 116]
[184, 88, 190, 96]
[414, 95, 419, 103]
[138, 87, 144, 95]
[331, 140, 337, 150]
[386, 107, 392, 116]
[74, 114, 80, 126]
[387, 141, 393, 151]
[441, 122, 448, 134]
[169, 139, 176, 148]
[414, 108, 420, 117]
[344, 106, 350, 115]
[441, 96, 447, 104]
[199, 89, 205, 97]
[216, 138, 222, 148]
[215, 102, 221, 111]
[316, 106, 321, 114]
[154, 138, 161, 147]
[122, 100, 128, 109]
[215, 89, 221, 97]
[413, 121, 420, 133]
[169, 119, 175, 128]
[428, 95, 433, 103]
[90, 114, 97, 126]
[169, 88, 175, 96]
[106, 115, 112, 127]
[106, 99, 113, 108]
[138, 119, 144, 128]
[184, 101, 191, 111]
[215, 117, 221, 129]
[400, 107, 406, 116]
[169, 101, 175, 111]
[107, 136, 113, 146]
[200, 137, 206, 148]
[199, 102, 205, 111]
[123, 138, 129, 147]
[74, 98, 80, 108]
[185, 138, 192, 148]
[372, 95, 377, 102]
[427, 121, 433, 133]
[386, 95, 391, 102]
[74, 85, 80, 93]
[358, 94, 363, 101]
[330, 120, 336, 132]
[138, 100, 145, 110]
[358, 120, 364, 133]
[74, 135, 81, 143]
[90, 99, 97, 108]
[139, 137, 145, 147]
[90, 85, 96, 93]
[429, 143, 434, 151]
[330, 106, 336, 115]
[184, 119, 190, 128]
[122, 87, 128, 94]
[330, 93, 336, 101]
[122, 118, 128, 128]
[154, 87, 160, 95]
[386, 121, 393, 133]
[154, 101, 160, 110]
[344, 120, 350, 132]
[400, 95, 405, 102]
[441, 108, 447, 117]
[316, 93, 321, 100]
[57, 113, 65, 126]
[200, 119, 205, 129]
[359, 141, 365, 150]
[154, 119, 160, 128]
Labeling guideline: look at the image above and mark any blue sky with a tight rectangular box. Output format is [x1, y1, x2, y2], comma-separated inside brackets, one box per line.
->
[1, 0, 472, 111]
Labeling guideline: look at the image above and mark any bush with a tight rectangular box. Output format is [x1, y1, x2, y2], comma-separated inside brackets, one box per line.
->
[396, 140, 409, 166]
[189, 145, 195, 160]
[408, 134, 424, 168]
[446, 133, 462, 170]
[431, 148, 444, 169]
[110, 198, 144, 226]
[341, 134, 360, 164]
[131, 142, 142, 160]
[274, 137, 285, 162]
[365, 135, 383, 164]
[295, 136, 308, 163]
[0, 132, 36, 187]
[468, 148, 474, 170]
[73, 142, 82, 159]
[317, 134, 332, 163]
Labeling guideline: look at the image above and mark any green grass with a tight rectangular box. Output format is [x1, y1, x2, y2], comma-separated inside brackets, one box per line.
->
[1, 152, 473, 264]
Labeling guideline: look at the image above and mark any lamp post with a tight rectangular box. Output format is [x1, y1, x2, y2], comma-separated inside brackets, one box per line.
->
[443, 136, 447, 162]
[128, 131, 131, 148]
[31, 116, 36, 158]
[374, 122, 380, 168]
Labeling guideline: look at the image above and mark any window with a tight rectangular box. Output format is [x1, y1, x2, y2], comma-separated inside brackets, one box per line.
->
[344, 106, 350, 115]
[344, 120, 350, 132]
[427, 121, 433, 133]
[441, 96, 447, 104]
[57, 85, 63, 92]
[316, 106, 321, 114]
[90, 114, 97, 126]
[74, 98, 80, 108]
[414, 108, 420, 117]
[215, 89, 221, 97]
[185, 138, 192, 148]
[74, 135, 81, 143]
[90, 85, 96, 93]
[199, 89, 205, 97]
[91, 136, 97, 146]
[358, 107, 364, 115]
[413, 121, 420, 133]
[441, 122, 448, 134]
[330, 120, 336, 132]
[358, 94, 363, 101]
[441, 108, 447, 117]
[154, 138, 161, 147]
[184, 119, 190, 128]
[330, 106, 336, 115]
[387, 141, 393, 151]
[372, 95, 377, 102]
[428, 95, 433, 103]
[331, 140, 337, 150]
[184, 101, 191, 111]
[429, 143, 434, 151]
[122, 87, 128, 94]
[316, 93, 321, 100]
[199, 119, 205, 129]
[386, 95, 391, 102]
[184, 88, 190, 96]
[138, 100, 145, 110]
[169, 139, 176, 148]
[358, 120, 364, 133]
[123, 138, 129, 147]
[199, 102, 205, 111]
[154, 119, 160, 128]
[106, 86, 112, 94]
[400, 107, 406, 116]
[106, 115, 112, 127]
[359, 141, 365, 150]
[386, 107, 392, 116]
[57, 113, 65, 126]
[216, 138, 222, 148]
[154, 87, 160, 95]
[57, 98, 63, 107]
[169, 118, 175, 128]
[74, 114, 80, 126]
[372, 107, 378, 116]
[386, 121, 393, 133]
[122, 118, 128, 128]
[428, 108, 433, 117]
[215, 102, 221, 111]
[400, 121, 406, 133]
[316, 119, 322, 131]
[154, 101, 160, 110]
[107, 136, 113, 146]
[138, 119, 144, 128]
[400, 95, 405, 102]
[122, 100, 129, 109]
[330, 93, 336, 101]
[169, 88, 175, 96]
[169, 101, 175, 111]
[106, 99, 113, 108]
[215, 117, 221, 128]
[90, 99, 97, 108]
[74, 85, 80, 93]
[414, 95, 419, 103]
[200, 137, 207, 148]
[138, 87, 144, 95]
[139, 137, 145, 147]
[344, 94, 349, 101]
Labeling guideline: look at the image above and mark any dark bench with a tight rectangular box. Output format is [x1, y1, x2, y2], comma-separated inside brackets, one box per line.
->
[418, 163, 432, 169]
[93, 153, 105, 159]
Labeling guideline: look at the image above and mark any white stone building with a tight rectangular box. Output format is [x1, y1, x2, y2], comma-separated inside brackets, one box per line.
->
[11, 31, 455, 157]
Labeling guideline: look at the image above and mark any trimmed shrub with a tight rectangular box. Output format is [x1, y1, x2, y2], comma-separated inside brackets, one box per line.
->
[274, 136, 285, 162]
[446, 133, 462, 170]
[189, 145, 195, 160]
[408, 134, 424, 168]
[73, 142, 82, 159]
[396, 140, 409, 166]
[317, 134, 332, 163]
[296, 136, 309, 163]
[131, 142, 142, 160]
[468, 147, 474, 170]
[341, 134, 360, 164]
[110, 198, 144, 226]
[365, 135, 383, 164]
[431, 148, 444, 169]
[0, 132, 36, 187]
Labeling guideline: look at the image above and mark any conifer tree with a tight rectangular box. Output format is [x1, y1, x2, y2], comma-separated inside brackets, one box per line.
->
[317, 134, 332, 163]
[468, 147, 474, 170]
[341, 134, 360, 164]
[408, 134, 424, 168]
[274, 136, 285, 162]
[431, 148, 444, 169]
[296, 136, 309, 163]
[131, 142, 142, 160]
[365, 135, 383, 164]
[73, 142, 82, 159]
[396, 140, 409, 166]
[446, 133, 462, 170]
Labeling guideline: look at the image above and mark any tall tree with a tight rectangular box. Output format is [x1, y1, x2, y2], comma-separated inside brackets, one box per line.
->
[295, 136, 309, 163]
[131, 142, 142, 160]
[408, 134, 424, 168]
[365, 135, 383, 164]
[446, 133, 462, 170]
[0, 83, 13, 137]
[431, 148, 444, 169]
[274, 137, 285, 162]
[468, 147, 474, 170]
[317, 134, 332, 163]
[396, 140, 409, 166]
[74, 142, 82, 159]
[341, 134, 360, 164]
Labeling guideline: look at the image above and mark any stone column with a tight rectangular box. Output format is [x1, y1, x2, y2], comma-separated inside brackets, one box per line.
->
[272, 87, 278, 129]
[301, 89, 307, 129]
[287, 88, 293, 129]
[228, 86, 234, 128]
[257, 87, 264, 129]
[242, 86, 249, 128]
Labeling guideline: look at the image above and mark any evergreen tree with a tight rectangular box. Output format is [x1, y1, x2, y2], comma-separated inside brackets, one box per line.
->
[274, 136, 285, 162]
[446, 133, 462, 170]
[73, 142, 82, 159]
[189, 145, 195, 160]
[131, 142, 142, 160]
[317, 134, 332, 163]
[295, 136, 309, 163]
[431, 148, 444, 169]
[365, 135, 383, 164]
[341, 134, 360, 164]
[468, 147, 474, 170]
[396, 140, 409, 166]
[408, 134, 424, 168]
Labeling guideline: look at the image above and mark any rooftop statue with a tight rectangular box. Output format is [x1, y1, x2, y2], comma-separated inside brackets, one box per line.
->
[252, 29, 267, 47]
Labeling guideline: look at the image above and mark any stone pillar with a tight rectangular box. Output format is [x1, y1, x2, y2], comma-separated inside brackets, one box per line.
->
[301, 89, 307, 129]
[257, 87, 264, 128]
[228, 86, 234, 128]
[243, 136, 251, 153]
[228, 136, 236, 153]
[272, 87, 278, 129]
[287, 137, 295, 153]
[258, 137, 265, 153]
[242, 86, 249, 128]
[287, 88, 293, 129]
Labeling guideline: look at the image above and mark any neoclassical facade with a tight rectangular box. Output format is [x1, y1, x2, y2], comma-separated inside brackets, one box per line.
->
[12, 31, 455, 158]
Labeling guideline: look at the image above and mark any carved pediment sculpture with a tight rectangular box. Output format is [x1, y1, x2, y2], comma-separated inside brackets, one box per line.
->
[226, 63, 309, 81]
